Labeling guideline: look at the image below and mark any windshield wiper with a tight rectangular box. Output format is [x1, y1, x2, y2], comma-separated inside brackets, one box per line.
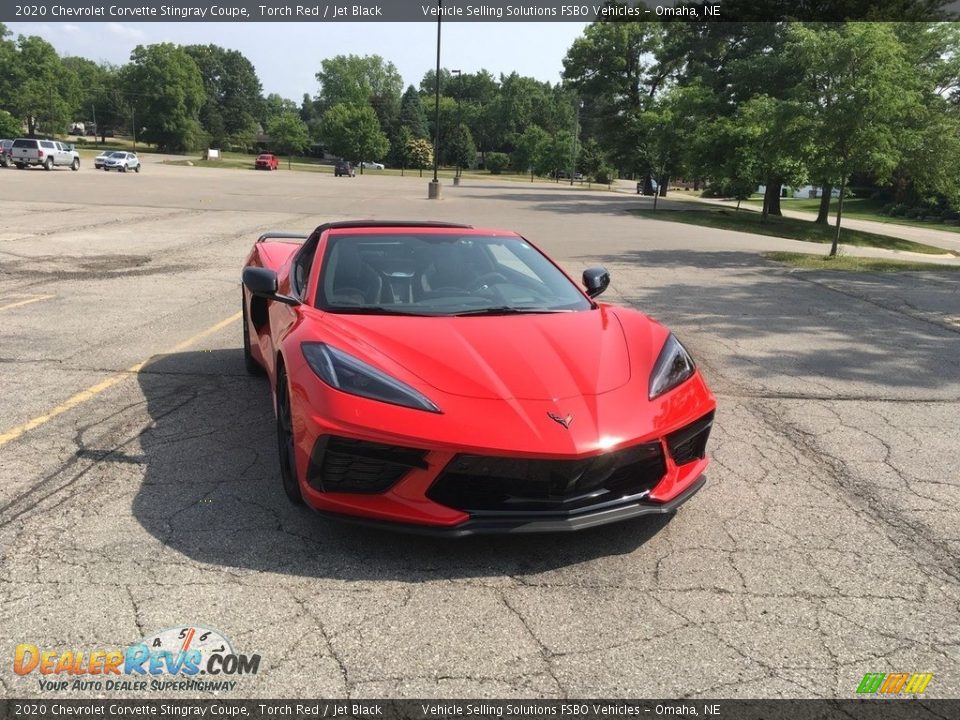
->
[450, 307, 569, 317]
[331, 306, 429, 316]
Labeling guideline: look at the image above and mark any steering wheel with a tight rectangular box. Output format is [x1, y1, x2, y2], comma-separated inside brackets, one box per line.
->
[469, 272, 508, 291]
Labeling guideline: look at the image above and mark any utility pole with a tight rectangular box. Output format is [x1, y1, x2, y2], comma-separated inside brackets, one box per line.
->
[428, 0, 442, 199]
[451, 69, 461, 181]
[569, 97, 581, 186]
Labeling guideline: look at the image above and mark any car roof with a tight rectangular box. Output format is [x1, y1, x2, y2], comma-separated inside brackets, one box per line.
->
[320, 221, 519, 238]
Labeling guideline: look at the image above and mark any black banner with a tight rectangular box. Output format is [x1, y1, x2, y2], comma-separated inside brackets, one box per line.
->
[2, 700, 960, 720]
[2, 0, 959, 23]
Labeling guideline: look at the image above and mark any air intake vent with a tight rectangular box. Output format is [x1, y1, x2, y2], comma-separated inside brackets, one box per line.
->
[666, 411, 714, 466]
[306, 436, 427, 493]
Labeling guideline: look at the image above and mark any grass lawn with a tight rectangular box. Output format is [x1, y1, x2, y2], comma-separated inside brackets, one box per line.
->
[744, 196, 960, 234]
[765, 252, 960, 272]
[161, 152, 611, 187]
[631, 207, 949, 255]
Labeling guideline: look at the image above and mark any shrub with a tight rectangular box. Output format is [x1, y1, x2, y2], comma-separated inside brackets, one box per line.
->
[904, 207, 922, 219]
[593, 165, 614, 185]
[942, 209, 959, 221]
[889, 204, 908, 217]
[485, 153, 509, 175]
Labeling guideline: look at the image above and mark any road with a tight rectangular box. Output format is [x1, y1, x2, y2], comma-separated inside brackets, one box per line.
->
[1, 163, 958, 699]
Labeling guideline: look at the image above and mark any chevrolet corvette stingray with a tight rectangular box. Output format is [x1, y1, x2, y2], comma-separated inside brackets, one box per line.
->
[241, 221, 715, 534]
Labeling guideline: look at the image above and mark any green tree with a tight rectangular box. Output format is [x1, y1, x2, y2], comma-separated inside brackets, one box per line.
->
[407, 137, 433, 177]
[448, 123, 476, 175]
[512, 125, 550, 179]
[393, 126, 413, 175]
[0, 109, 20, 137]
[266, 111, 309, 168]
[184, 44, 263, 149]
[7, 35, 74, 135]
[315, 54, 403, 112]
[320, 103, 389, 172]
[790, 23, 916, 255]
[124, 43, 205, 151]
[399, 85, 429, 138]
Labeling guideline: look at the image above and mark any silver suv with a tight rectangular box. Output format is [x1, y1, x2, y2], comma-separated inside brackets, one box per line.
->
[11, 138, 80, 170]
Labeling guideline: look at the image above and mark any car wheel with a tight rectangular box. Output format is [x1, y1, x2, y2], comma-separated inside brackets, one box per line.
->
[134, 164, 140, 173]
[43, 157, 53, 171]
[241, 291, 262, 376]
[71, 158, 80, 171]
[276, 365, 304, 505]
[15, 163, 24, 169]
[120, 165, 127, 173]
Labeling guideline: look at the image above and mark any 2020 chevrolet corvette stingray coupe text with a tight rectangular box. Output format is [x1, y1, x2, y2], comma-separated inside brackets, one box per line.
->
[241, 221, 716, 535]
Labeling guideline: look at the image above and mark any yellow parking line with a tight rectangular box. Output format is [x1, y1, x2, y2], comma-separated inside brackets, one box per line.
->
[0, 295, 55, 312]
[0, 311, 242, 448]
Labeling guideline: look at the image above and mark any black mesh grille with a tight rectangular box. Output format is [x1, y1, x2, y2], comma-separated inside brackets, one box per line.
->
[306, 436, 427, 493]
[427, 443, 666, 515]
[666, 411, 714, 466]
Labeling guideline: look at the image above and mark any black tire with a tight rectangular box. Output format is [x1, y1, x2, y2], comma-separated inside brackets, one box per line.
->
[134, 164, 140, 173]
[43, 157, 53, 171]
[15, 163, 24, 170]
[120, 165, 127, 173]
[276, 365, 304, 505]
[71, 158, 79, 171]
[241, 290, 262, 375]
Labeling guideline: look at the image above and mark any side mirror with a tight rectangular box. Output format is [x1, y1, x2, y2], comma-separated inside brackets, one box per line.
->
[582, 267, 610, 299]
[242, 267, 299, 306]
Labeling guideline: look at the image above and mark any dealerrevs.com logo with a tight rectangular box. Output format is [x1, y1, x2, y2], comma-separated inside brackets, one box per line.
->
[856, 672, 934, 695]
[14, 625, 260, 693]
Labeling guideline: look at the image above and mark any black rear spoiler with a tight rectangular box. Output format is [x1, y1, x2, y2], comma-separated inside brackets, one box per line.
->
[257, 231, 308, 244]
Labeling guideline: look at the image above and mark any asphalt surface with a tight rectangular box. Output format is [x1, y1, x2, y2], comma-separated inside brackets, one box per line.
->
[1, 161, 958, 700]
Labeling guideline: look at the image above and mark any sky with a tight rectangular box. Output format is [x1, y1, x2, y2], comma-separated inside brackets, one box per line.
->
[6, 21, 590, 100]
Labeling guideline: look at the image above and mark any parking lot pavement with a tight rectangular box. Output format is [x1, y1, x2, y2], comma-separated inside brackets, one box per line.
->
[1, 165, 958, 699]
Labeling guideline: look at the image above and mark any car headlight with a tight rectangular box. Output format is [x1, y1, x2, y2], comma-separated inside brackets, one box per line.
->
[649, 333, 696, 400]
[302, 342, 441, 413]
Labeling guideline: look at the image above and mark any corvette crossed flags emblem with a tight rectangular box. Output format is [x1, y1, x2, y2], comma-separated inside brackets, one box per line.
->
[547, 411, 574, 429]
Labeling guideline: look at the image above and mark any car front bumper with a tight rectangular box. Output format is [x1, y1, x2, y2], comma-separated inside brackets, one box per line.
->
[314, 475, 706, 536]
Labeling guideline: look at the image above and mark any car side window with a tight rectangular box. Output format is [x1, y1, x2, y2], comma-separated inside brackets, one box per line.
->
[293, 237, 319, 299]
[41, 141, 55, 149]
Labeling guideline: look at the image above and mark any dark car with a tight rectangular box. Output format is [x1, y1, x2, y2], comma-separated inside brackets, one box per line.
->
[334, 160, 354, 177]
[0, 139, 13, 167]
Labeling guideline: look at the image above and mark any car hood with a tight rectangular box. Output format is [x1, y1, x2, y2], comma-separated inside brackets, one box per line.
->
[319, 307, 634, 401]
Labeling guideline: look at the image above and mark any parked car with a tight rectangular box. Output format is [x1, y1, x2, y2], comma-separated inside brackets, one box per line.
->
[0, 139, 13, 167]
[334, 160, 355, 177]
[358, 161, 385, 170]
[255, 153, 279, 170]
[102, 151, 141, 173]
[240, 221, 716, 534]
[11, 138, 80, 170]
[94, 150, 114, 169]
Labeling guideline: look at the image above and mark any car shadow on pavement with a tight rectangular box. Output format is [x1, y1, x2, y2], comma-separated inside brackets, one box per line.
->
[132, 348, 672, 581]
[579, 249, 960, 394]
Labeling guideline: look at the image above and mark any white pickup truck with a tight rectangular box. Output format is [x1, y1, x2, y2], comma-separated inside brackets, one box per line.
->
[11, 138, 80, 171]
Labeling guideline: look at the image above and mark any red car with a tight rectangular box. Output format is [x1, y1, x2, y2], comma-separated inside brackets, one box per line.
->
[241, 221, 715, 535]
[255, 153, 279, 170]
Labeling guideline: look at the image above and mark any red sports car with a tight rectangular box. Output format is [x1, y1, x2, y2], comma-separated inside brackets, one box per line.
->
[255, 153, 279, 170]
[241, 221, 715, 534]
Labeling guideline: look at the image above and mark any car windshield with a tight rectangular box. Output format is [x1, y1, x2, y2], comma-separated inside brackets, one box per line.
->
[316, 233, 592, 316]
[109, 152, 126, 158]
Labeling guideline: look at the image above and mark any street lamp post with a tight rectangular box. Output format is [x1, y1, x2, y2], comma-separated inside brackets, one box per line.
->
[569, 97, 582, 186]
[428, 0, 442, 199]
[451, 69, 461, 183]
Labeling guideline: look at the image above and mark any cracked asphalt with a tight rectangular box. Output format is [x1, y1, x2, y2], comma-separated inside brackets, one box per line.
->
[1, 162, 958, 700]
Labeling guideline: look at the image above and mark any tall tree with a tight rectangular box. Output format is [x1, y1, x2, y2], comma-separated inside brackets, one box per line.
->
[399, 85, 429, 138]
[320, 103, 389, 170]
[315, 54, 403, 112]
[184, 44, 263, 149]
[7, 35, 74, 135]
[790, 23, 916, 255]
[124, 43, 205, 151]
[266, 111, 309, 168]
